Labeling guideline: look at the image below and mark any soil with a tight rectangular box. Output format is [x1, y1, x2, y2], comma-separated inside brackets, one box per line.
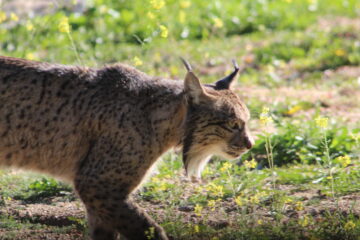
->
[1, 187, 359, 239]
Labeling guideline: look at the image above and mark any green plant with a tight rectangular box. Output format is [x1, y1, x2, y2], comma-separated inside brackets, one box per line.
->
[244, 117, 358, 167]
[14, 177, 72, 202]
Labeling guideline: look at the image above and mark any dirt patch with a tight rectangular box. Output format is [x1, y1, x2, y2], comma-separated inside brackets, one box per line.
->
[0, 0, 86, 16]
[0, 185, 359, 239]
[238, 86, 360, 125]
[0, 228, 84, 240]
[139, 190, 360, 232]
[0, 198, 85, 227]
[316, 17, 360, 33]
[0, 197, 86, 239]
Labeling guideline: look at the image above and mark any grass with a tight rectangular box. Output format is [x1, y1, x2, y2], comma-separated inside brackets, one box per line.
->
[1, 0, 360, 239]
[0, 214, 83, 240]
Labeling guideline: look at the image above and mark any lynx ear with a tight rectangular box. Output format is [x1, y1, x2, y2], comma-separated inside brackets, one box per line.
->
[215, 59, 240, 90]
[181, 58, 212, 104]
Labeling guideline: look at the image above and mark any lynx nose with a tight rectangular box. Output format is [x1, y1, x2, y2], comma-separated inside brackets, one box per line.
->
[245, 136, 254, 149]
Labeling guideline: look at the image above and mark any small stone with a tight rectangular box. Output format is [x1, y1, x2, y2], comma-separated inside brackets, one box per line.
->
[178, 205, 194, 212]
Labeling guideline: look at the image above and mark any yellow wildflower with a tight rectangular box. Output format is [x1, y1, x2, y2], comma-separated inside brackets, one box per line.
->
[335, 49, 346, 57]
[10, 13, 19, 22]
[350, 132, 360, 142]
[335, 155, 351, 167]
[159, 25, 168, 38]
[202, 166, 213, 176]
[243, 159, 257, 169]
[26, 22, 34, 31]
[179, 10, 186, 24]
[153, 52, 162, 62]
[58, 16, 71, 33]
[250, 159, 257, 168]
[262, 107, 270, 114]
[315, 116, 328, 129]
[207, 200, 216, 211]
[344, 220, 356, 231]
[0, 11, 7, 23]
[151, 176, 160, 183]
[284, 198, 293, 204]
[256, 191, 268, 198]
[180, 0, 191, 8]
[212, 17, 223, 28]
[235, 196, 243, 206]
[260, 116, 273, 125]
[99, 5, 108, 14]
[249, 195, 260, 204]
[194, 186, 204, 193]
[259, 107, 273, 126]
[286, 105, 302, 115]
[194, 224, 200, 233]
[206, 183, 224, 197]
[326, 175, 333, 180]
[295, 201, 304, 211]
[257, 219, 263, 225]
[170, 65, 179, 76]
[25, 53, 36, 61]
[299, 215, 310, 227]
[158, 182, 168, 191]
[220, 162, 232, 172]
[243, 160, 251, 168]
[147, 12, 156, 19]
[133, 56, 143, 66]
[194, 204, 203, 216]
[150, 0, 165, 10]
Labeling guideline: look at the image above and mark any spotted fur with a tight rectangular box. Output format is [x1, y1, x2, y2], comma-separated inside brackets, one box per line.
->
[0, 56, 253, 240]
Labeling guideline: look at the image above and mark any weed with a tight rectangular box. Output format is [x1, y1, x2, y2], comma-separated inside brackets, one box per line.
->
[13, 177, 73, 203]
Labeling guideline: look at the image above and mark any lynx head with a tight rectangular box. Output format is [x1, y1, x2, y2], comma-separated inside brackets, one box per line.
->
[181, 59, 254, 180]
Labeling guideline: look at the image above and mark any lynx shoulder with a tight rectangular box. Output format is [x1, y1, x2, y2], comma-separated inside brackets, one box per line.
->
[0, 56, 254, 240]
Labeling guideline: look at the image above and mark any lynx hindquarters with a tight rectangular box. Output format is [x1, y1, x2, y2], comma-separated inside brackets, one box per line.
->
[0, 56, 253, 240]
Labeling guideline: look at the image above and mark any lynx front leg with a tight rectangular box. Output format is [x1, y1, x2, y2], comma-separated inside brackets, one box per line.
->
[76, 181, 168, 240]
[74, 141, 168, 240]
[74, 137, 168, 240]
[86, 211, 118, 240]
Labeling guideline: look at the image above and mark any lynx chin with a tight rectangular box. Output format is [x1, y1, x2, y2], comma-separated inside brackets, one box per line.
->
[0, 56, 254, 240]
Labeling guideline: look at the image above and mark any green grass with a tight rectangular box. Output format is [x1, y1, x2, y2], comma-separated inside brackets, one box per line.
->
[0, 171, 73, 202]
[0, 214, 82, 240]
[1, 0, 360, 239]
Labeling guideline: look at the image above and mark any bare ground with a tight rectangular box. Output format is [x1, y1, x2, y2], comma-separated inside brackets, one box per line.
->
[1, 184, 360, 239]
[239, 83, 360, 125]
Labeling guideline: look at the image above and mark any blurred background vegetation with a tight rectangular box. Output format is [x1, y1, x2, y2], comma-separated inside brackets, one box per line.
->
[0, 0, 359, 73]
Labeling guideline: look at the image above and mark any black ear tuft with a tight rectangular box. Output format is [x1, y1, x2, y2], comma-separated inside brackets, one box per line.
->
[180, 57, 192, 72]
[181, 58, 213, 104]
[215, 59, 240, 90]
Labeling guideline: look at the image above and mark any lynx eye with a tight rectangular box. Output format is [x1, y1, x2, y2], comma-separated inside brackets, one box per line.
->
[228, 121, 242, 131]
